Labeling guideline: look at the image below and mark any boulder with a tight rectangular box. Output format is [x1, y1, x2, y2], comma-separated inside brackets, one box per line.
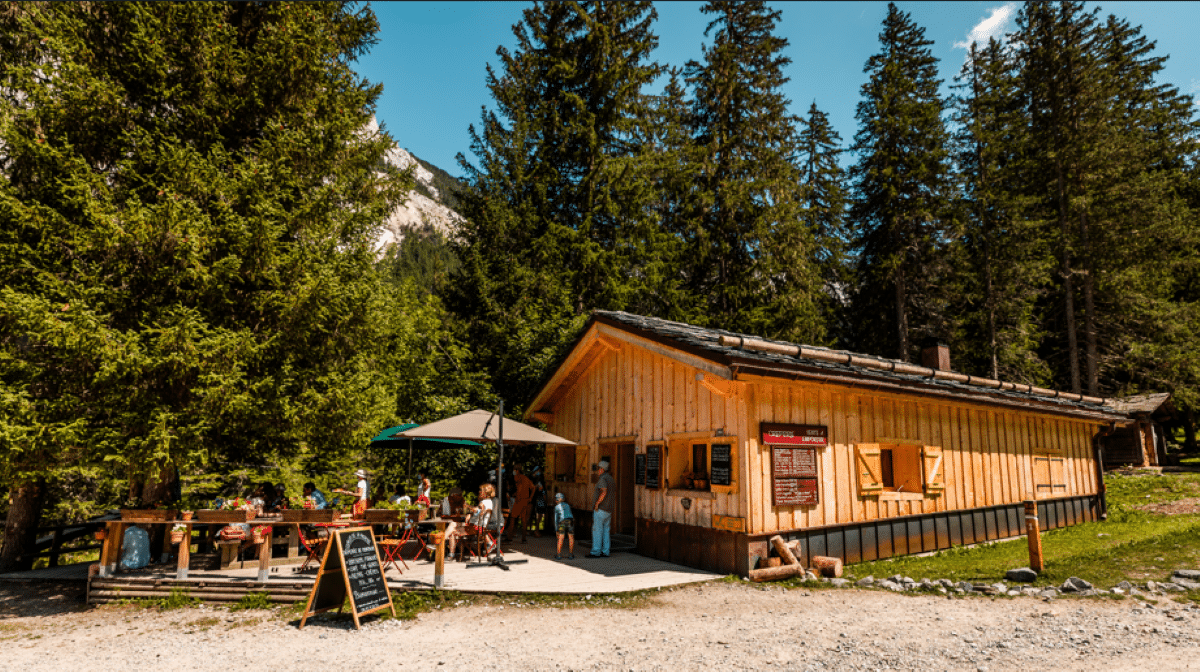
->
[1174, 569, 1200, 581]
[856, 575, 875, 587]
[956, 580, 975, 593]
[1006, 567, 1038, 583]
[1171, 577, 1200, 591]
[1060, 577, 1092, 593]
[830, 578, 850, 588]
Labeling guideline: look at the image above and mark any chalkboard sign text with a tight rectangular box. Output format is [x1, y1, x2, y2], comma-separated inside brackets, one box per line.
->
[645, 444, 661, 490]
[635, 454, 646, 485]
[299, 527, 395, 630]
[711, 443, 733, 486]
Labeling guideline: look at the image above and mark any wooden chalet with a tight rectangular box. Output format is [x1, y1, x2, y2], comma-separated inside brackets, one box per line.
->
[525, 311, 1133, 576]
[1101, 393, 1175, 469]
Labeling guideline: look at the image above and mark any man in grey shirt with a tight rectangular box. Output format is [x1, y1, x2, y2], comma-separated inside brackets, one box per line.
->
[587, 460, 616, 558]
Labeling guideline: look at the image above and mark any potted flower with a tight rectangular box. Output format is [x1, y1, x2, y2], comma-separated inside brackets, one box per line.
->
[427, 528, 446, 546]
[251, 525, 272, 544]
[94, 527, 108, 541]
[170, 524, 188, 544]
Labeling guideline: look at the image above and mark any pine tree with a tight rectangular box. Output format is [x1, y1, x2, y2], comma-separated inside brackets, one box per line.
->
[848, 3, 955, 361]
[948, 38, 1050, 383]
[797, 102, 851, 344]
[451, 1, 666, 406]
[683, 0, 823, 341]
[0, 2, 410, 568]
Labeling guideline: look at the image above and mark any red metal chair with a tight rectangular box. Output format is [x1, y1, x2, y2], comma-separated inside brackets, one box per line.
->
[377, 536, 408, 574]
[296, 528, 328, 572]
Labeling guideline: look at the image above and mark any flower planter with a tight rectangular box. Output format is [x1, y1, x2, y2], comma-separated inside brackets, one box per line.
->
[120, 509, 179, 522]
[94, 528, 107, 541]
[280, 509, 337, 523]
[363, 509, 401, 523]
[427, 531, 445, 546]
[180, 510, 194, 521]
[194, 509, 255, 523]
[170, 530, 186, 544]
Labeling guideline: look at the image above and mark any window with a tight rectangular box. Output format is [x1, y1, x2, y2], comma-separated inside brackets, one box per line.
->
[856, 443, 944, 499]
[555, 446, 576, 482]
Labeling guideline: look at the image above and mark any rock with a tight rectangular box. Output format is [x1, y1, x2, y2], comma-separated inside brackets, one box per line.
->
[1006, 567, 1038, 582]
[1117, 581, 1133, 591]
[1171, 577, 1200, 591]
[992, 582, 1008, 593]
[957, 581, 975, 593]
[1146, 581, 1158, 591]
[1112, 588, 1125, 595]
[889, 574, 904, 583]
[1174, 569, 1200, 581]
[1007, 590, 1021, 597]
[938, 579, 955, 590]
[902, 576, 915, 585]
[856, 575, 875, 587]
[1159, 582, 1188, 593]
[1060, 577, 1092, 593]
[1038, 589, 1058, 600]
[1129, 588, 1144, 597]
[880, 580, 904, 592]
[805, 571, 818, 581]
[830, 578, 849, 588]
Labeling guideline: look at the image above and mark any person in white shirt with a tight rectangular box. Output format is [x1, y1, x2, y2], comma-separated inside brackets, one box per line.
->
[334, 469, 370, 517]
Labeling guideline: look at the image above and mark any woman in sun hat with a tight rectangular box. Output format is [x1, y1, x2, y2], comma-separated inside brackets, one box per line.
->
[334, 469, 370, 517]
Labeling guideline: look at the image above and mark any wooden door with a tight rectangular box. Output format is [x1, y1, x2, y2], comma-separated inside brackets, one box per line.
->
[618, 443, 636, 535]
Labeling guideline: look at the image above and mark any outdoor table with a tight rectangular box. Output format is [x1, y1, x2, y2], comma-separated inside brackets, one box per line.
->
[98, 517, 322, 581]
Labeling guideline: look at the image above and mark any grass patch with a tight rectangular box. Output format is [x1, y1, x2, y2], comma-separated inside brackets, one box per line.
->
[230, 592, 274, 611]
[842, 473, 1200, 590]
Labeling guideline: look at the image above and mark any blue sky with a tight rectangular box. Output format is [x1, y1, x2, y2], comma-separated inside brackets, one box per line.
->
[353, 1, 1199, 175]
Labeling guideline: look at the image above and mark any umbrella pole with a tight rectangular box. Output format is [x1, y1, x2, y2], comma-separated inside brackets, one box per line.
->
[495, 401, 506, 567]
[407, 438, 413, 488]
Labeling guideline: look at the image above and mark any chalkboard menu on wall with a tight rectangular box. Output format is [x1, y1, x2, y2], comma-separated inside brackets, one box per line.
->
[645, 444, 661, 490]
[711, 443, 733, 486]
[635, 454, 646, 485]
[299, 527, 395, 629]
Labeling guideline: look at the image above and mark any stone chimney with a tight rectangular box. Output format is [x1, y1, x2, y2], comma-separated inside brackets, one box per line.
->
[920, 339, 951, 372]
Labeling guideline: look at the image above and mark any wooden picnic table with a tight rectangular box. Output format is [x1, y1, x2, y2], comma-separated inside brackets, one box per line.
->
[97, 518, 365, 581]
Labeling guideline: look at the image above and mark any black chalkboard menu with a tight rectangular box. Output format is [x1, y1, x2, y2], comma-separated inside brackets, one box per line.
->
[645, 444, 661, 490]
[299, 527, 395, 630]
[711, 443, 733, 486]
[635, 454, 646, 485]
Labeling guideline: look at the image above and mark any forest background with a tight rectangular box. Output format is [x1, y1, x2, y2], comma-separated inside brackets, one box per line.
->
[1, 0, 1198, 570]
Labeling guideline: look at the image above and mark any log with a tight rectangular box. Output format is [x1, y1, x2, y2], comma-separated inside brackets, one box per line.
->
[812, 555, 843, 578]
[770, 535, 799, 566]
[763, 556, 782, 568]
[748, 563, 805, 583]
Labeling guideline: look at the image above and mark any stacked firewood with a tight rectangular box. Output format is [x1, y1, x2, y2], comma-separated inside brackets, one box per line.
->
[748, 535, 843, 582]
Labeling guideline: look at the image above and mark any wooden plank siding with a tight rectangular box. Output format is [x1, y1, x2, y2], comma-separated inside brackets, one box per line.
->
[540, 327, 1104, 542]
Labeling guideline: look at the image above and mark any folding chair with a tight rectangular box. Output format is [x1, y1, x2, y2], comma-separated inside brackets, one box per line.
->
[398, 519, 429, 562]
[296, 527, 328, 572]
[377, 536, 408, 574]
[465, 508, 505, 565]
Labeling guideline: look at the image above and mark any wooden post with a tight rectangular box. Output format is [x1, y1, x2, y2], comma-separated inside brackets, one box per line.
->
[49, 529, 61, 568]
[257, 532, 271, 583]
[287, 524, 299, 559]
[433, 521, 447, 590]
[1024, 499, 1044, 572]
[159, 522, 172, 564]
[176, 524, 191, 580]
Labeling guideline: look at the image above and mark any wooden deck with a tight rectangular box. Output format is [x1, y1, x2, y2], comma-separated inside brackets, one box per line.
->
[2, 536, 720, 603]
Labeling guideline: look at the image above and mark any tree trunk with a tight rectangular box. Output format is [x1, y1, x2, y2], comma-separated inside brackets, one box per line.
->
[0, 479, 46, 572]
[1184, 410, 1197, 453]
[895, 265, 909, 362]
[1055, 159, 1081, 393]
[1080, 212, 1098, 396]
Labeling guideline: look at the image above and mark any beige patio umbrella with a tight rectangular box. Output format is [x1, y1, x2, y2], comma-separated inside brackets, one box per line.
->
[394, 408, 576, 446]
[394, 404, 574, 570]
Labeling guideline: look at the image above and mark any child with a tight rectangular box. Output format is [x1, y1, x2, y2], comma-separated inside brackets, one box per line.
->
[553, 492, 574, 560]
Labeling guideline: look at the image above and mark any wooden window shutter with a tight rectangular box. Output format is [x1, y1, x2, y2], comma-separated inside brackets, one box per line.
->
[1049, 456, 1067, 494]
[1033, 455, 1052, 499]
[922, 445, 945, 494]
[575, 446, 590, 484]
[709, 439, 738, 496]
[856, 444, 883, 495]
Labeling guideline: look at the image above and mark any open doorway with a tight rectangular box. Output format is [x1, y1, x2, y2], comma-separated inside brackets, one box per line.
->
[600, 442, 637, 537]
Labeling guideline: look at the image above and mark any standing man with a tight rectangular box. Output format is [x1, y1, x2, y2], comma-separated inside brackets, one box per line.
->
[587, 460, 615, 558]
[506, 464, 535, 543]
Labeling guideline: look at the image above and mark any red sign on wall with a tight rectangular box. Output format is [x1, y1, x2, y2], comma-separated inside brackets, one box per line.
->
[761, 422, 828, 447]
[773, 477, 819, 507]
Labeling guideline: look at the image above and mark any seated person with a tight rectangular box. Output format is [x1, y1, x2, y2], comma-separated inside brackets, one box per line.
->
[249, 481, 273, 516]
[302, 482, 327, 509]
[388, 484, 411, 506]
[466, 483, 501, 530]
[447, 487, 465, 515]
[270, 484, 290, 511]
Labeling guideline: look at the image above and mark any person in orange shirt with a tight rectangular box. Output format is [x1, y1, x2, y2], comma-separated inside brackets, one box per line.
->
[505, 464, 536, 543]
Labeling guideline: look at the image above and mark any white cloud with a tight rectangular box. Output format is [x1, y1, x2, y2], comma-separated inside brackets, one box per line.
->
[954, 2, 1019, 51]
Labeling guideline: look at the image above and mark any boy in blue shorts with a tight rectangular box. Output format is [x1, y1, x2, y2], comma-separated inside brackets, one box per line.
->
[554, 492, 575, 560]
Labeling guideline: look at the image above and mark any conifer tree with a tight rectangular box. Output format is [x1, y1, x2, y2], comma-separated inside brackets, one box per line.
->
[0, 2, 410, 567]
[683, 0, 823, 342]
[797, 102, 851, 344]
[451, 1, 666, 405]
[848, 3, 954, 361]
[949, 38, 1050, 383]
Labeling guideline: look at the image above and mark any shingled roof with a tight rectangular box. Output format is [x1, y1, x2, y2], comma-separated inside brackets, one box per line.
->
[575, 310, 1130, 423]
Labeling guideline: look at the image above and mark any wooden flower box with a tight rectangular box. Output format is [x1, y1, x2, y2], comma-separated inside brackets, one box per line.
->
[362, 509, 401, 523]
[194, 508, 255, 523]
[120, 509, 178, 522]
[280, 509, 337, 523]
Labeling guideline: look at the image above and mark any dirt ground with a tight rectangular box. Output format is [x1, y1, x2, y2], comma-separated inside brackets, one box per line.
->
[2, 580, 1200, 671]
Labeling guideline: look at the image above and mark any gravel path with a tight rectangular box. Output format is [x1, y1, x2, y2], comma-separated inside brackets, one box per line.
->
[3, 580, 1199, 671]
